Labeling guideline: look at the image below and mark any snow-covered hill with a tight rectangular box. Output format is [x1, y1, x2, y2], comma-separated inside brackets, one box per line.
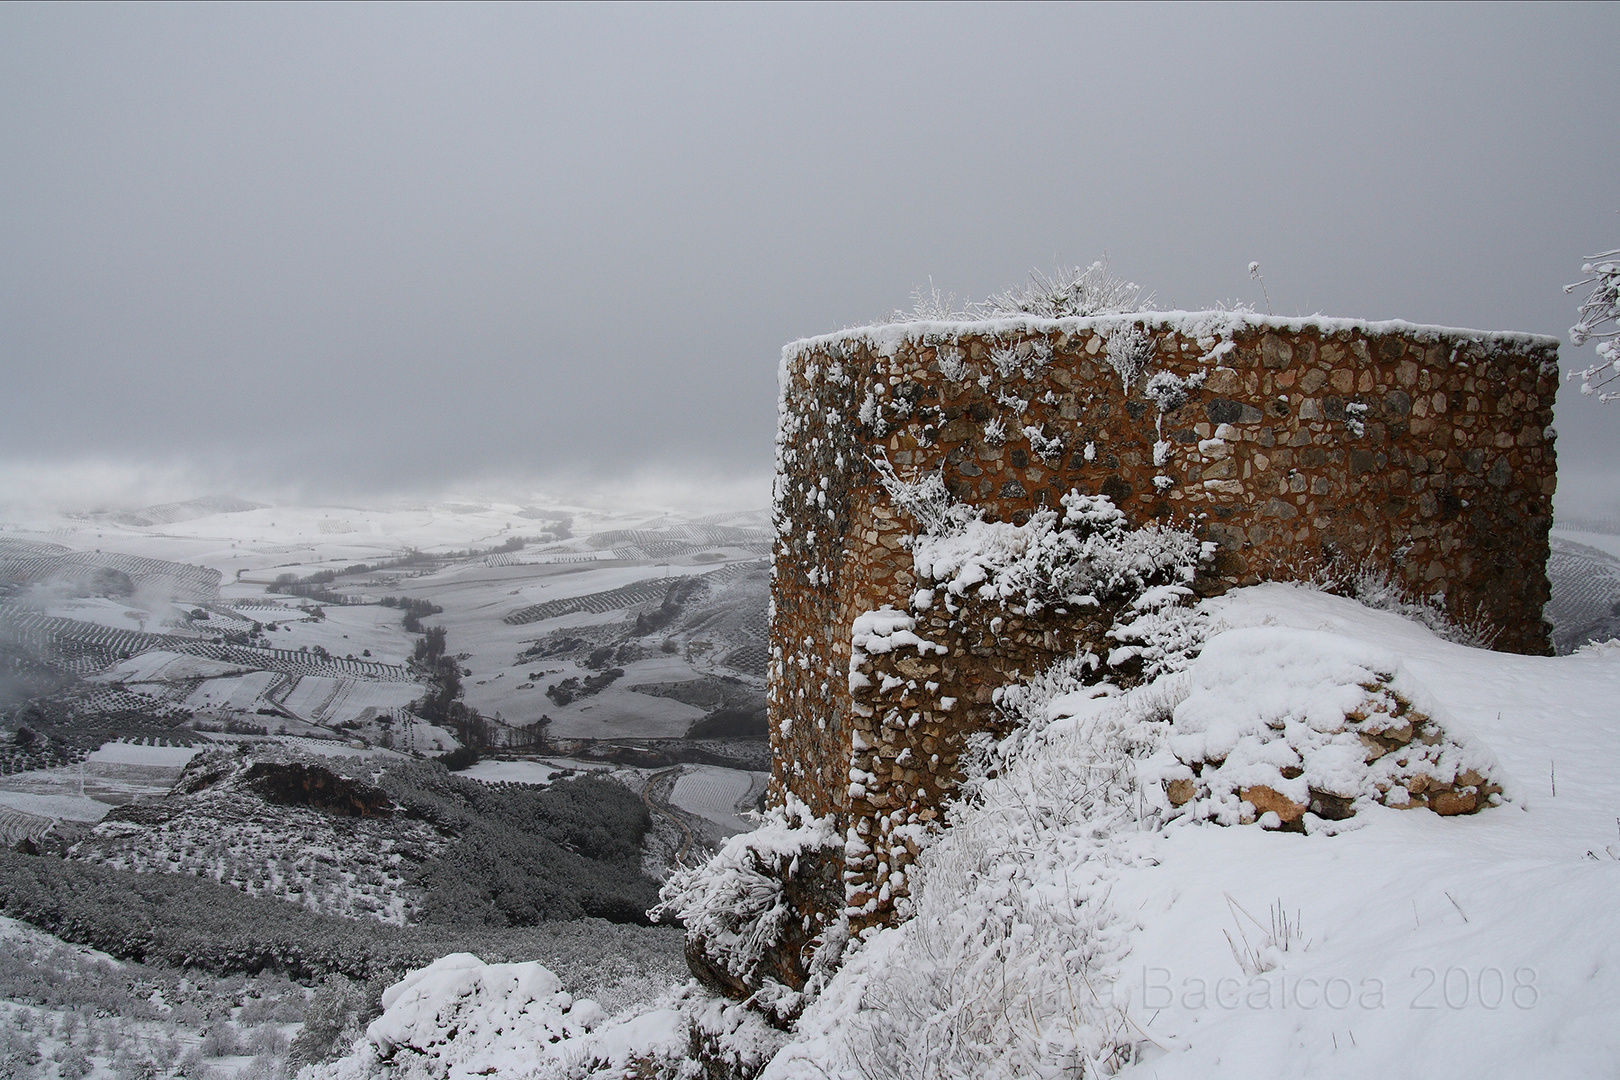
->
[311, 584, 1620, 1079]
[768, 585, 1620, 1079]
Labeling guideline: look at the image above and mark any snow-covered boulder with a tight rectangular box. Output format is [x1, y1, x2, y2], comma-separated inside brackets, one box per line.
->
[305, 953, 694, 1080]
[367, 954, 600, 1069]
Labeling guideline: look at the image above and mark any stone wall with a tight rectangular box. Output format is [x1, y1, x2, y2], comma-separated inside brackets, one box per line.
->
[766, 313, 1559, 926]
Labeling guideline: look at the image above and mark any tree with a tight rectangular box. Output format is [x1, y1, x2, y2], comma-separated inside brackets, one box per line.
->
[1567, 247, 1620, 403]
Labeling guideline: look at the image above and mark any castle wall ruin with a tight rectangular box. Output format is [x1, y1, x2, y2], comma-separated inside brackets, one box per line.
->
[766, 312, 1559, 927]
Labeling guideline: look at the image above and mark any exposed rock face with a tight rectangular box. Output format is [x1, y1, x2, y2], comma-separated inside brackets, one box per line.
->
[768, 314, 1557, 930]
[172, 753, 396, 817]
[241, 761, 395, 817]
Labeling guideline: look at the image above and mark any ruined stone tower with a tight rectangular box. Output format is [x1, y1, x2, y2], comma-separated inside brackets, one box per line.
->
[766, 312, 1558, 928]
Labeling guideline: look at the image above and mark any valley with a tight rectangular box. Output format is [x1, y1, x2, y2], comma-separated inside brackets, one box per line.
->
[2, 494, 1618, 1080]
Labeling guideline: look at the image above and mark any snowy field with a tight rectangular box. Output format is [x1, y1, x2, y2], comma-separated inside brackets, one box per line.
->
[277, 676, 421, 726]
[1, 497, 771, 767]
[181, 670, 283, 713]
[1552, 527, 1620, 561]
[83, 740, 200, 768]
[102, 650, 257, 684]
[0, 739, 203, 821]
[669, 765, 765, 835]
[23, 595, 180, 634]
[257, 605, 419, 667]
[0, 791, 110, 822]
[458, 759, 569, 786]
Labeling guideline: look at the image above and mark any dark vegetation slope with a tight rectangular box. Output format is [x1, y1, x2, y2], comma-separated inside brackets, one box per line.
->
[0, 848, 679, 986]
[0, 753, 667, 982]
[147, 750, 659, 927]
[368, 758, 657, 926]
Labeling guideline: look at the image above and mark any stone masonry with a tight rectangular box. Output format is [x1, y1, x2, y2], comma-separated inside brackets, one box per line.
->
[767, 312, 1559, 930]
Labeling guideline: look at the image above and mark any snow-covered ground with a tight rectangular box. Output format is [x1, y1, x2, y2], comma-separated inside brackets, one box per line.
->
[260, 606, 419, 667]
[1105, 586, 1620, 1078]
[458, 759, 569, 786]
[0, 914, 309, 1079]
[253, 584, 1620, 1079]
[181, 670, 284, 713]
[0, 790, 111, 822]
[104, 650, 258, 684]
[767, 585, 1620, 1079]
[82, 740, 201, 769]
[1553, 527, 1620, 562]
[0, 740, 201, 822]
[277, 676, 421, 726]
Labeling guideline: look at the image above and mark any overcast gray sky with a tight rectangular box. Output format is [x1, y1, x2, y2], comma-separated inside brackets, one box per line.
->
[3, 3, 1618, 511]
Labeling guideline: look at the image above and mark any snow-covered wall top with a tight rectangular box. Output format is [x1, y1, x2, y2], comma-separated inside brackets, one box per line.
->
[767, 314, 1559, 860]
[784, 311, 1560, 363]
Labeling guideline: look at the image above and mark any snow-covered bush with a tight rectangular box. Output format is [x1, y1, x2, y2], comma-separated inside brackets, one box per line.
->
[1103, 324, 1156, 395]
[870, 455, 975, 538]
[881, 280, 974, 323]
[1566, 247, 1620, 403]
[909, 489, 1205, 618]
[1105, 584, 1209, 681]
[301, 953, 690, 1080]
[649, 795, 841, 1016]
[1142, 368, 1200, 414]
[771, 679, 1182, 1080]
[1313, 559, 1498, 649]
[981, 260, 1151, 319]
[1022, 424, 1065, 463]
[880, 260, 1151, 324]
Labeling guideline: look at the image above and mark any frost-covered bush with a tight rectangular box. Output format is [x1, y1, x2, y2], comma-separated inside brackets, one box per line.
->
[982, 260, 1151, 319]
[1566, 247, 1620, 403]
[870, 456, 974, 538]
[1105, 584, 1209, 681]
[300, 953, 694, 1080]
[1314, 560, 1498, 649]
[649, 795, 840, 1009]
[909, 489, 1205, 616]
[877, 462, 1212, 682]
[1103, 324, 1156, 395]
[880, 260, 1151, 324]
[773, 680, 1182, 1080]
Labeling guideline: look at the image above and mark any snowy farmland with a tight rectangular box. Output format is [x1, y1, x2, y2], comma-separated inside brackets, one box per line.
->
[0, 496, 774, 846]
[0, 739, 200, 822]
[669, 765, 767, 835]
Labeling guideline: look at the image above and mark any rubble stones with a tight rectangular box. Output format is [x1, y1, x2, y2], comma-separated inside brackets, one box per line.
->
[1241, 785, 1307, 824]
